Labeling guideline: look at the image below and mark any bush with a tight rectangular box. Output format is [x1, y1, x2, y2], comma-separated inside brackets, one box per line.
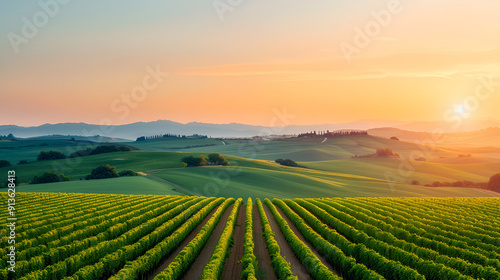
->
[488, 173, 500, 192]
[411, 180, 420, 185]
[390, 136, 400, 141]
[275, 158, 299, 167]
[208, 153, 229, 166]
[18, 160, 28, 165]
[375, 148, 397, 157]
[31, 171, 70, 184]
[118, 169, 138, 177]
[86, 164, 119, 180]
[37, 150, 66, 161]
[0, 160, 11, 168]
[181, 155, 207, 167]
[69, 144, 132, 158]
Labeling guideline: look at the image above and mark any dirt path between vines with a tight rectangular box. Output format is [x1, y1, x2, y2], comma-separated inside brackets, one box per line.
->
[274, 205, 341, 278]
[180, 204, 235, 280]
[146, 203, 229, 280]
[253, 204, 278, 280]
[221, 203, 245, 280]
[263, 204, 312, 280]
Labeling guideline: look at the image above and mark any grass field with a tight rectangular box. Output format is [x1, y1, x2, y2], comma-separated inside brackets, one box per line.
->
[3, 193, 499, 280]
[9, 176, 185, 196]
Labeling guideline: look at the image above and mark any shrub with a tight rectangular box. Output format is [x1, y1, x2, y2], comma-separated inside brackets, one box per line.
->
[0, 160, 11, 168]
[86, 164, 118, 180]
[275, 159, 299, 167]
[411, 180, 420, 185]
[118, 169, 138, 177]
[208, 153, 229, 166]
[390, 136, 400, 140]
[488, 173, 500, 192]
[18, 160, 28, 165]
[181, 155, 207, 167]
[31, 171, 70, 184]
[37, 150, 66, 161]
[69, 144, 132, 158]
[376, 148, 396, 157]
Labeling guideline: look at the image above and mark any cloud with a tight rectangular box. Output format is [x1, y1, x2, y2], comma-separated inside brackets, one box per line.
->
[177, 49, 500, 82]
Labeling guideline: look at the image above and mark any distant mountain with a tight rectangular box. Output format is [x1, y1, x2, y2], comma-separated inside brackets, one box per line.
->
[1, 118, 498, 140]
[368, 127, 500, 148]
[394, 118, 500, 133]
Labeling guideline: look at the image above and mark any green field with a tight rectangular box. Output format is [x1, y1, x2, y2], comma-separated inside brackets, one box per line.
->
[11, 176, 185, 196]
[1, 135, 499, 198]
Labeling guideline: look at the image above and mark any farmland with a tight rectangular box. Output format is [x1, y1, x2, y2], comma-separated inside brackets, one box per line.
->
[2, 192, 499, 280]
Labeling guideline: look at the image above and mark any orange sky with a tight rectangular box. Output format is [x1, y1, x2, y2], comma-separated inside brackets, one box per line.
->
[1, 0, 499, 126]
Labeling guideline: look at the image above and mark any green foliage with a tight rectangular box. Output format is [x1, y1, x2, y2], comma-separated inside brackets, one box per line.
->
[18, 160, 28, 165]
[69, 144, 132, 158]
[488, 173, 500, 192]
[86, 164, 118, 180]
[202, 198, 243, 280]
[255, 198, 297, 280]
[37, 150, 66, 161]
[0, 160, 11, 168]
[208, 153, 229, 166]
[264, 198, 341, 280]
[240, 198, 258, 280]
[275, 158, 299, 167]
[31, 171, 70, 184]
[153, 198, 234, 280]
[181, 155, 207, 167]
[118, 169, 138, 177]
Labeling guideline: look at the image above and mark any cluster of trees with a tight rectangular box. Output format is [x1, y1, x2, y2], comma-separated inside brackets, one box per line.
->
[0, 159, 11, 168]
[136, 133, 208, 141]
[85, 164, 138, 180]
[425, 180, 486, 188]
[31, 171, 70, 184]
[69, 144, 132, 158]
[298, 130, 368, 138]
[0, 133, 15, 140]
[354, 148, 400, 158]
[37, 150, 66, 161]
[181, 153, 229, 167]
[275, 158, 299, 167]
[488, 173, 500, 192]
[390, 136, 400, 141]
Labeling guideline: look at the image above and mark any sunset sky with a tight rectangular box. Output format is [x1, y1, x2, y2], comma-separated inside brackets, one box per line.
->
[1, 0, 499, 126]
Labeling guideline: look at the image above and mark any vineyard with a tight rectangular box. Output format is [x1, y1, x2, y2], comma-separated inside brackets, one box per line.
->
[1, 193, 500, 280]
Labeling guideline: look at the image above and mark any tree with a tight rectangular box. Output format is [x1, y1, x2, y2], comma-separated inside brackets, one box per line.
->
[411, 180, 420, 185]
[86, 164, 119, 180]
[37, 150, 66, 161]
[275, 158, 299, 167]
[181, 155, 208, 167]
[208, 153, 229, 166]
[0, 160, 11, 168]
[31, 171, 70, 184]
[390, 136, 400, 141]
[375, 148, 397, 157]
[18, 160, 28, 165]
[488, 173, 500, 192]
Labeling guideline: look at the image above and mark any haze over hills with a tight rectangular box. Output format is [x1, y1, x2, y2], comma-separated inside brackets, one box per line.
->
[1, 118, 499, 140]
